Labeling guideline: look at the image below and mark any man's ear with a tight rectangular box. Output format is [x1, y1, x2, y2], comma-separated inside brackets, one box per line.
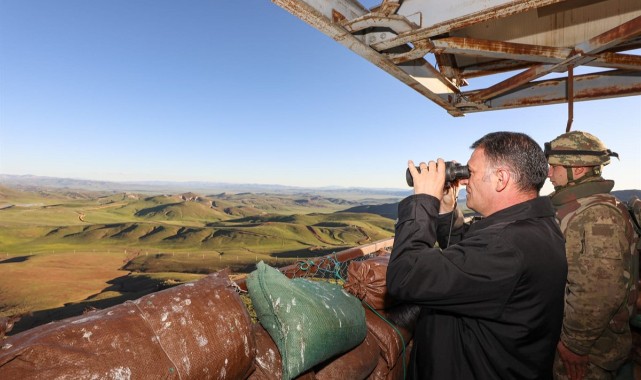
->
[573, 167, 586, 177]
[495, 168, 510, 192]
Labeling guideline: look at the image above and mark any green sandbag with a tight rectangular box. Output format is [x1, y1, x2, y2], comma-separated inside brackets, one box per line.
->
[246, 261, 367, 380]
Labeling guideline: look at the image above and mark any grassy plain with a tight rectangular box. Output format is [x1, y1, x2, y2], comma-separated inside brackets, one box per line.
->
[0, 185, 398, 334]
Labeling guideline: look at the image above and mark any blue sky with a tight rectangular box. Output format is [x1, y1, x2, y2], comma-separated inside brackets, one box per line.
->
[1, 0, 640, 194]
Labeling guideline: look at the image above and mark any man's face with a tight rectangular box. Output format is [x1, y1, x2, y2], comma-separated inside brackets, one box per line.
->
[547, 164, 568, 188]
[459, 147, 494, 216]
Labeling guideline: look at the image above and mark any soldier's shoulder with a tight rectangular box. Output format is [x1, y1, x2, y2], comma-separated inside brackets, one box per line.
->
[573, 197, 626, 222]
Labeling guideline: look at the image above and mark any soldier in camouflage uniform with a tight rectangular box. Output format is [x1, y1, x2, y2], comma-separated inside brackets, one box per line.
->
[545, 131, 638, 380]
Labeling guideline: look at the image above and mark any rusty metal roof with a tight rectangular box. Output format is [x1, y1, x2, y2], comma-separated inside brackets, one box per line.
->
[272, 0, 641, 116]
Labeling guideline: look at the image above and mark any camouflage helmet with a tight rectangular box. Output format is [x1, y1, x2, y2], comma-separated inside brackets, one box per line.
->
[544, 131, 618, 167]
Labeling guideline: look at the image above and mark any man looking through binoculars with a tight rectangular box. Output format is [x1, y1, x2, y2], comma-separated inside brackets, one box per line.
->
[386, 131, 568, 379]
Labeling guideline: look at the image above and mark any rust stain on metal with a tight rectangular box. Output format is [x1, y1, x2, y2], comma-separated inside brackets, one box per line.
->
[378, 1, 401, 16]
[586, 15, 641, 52]
[470, 64, 553, 102]
[332, 9, 346, 23]
[439, 37, 570, 60]
[597, 52, 641, 68]
[574, 74, 639, 98]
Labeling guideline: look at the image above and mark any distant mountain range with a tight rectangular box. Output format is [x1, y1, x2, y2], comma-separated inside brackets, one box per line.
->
[3, 174, 638, 207]
[0, 174, 411, 199]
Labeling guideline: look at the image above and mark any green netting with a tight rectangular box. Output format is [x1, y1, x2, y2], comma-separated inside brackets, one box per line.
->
[246, 261, 367, 380]
[282, 252, 381, 281]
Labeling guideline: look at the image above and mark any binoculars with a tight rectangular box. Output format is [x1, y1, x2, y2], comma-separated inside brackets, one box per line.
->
[406, 161, 470, 187]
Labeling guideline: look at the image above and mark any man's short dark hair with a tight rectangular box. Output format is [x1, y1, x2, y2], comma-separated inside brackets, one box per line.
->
[471, 132, 548, 192]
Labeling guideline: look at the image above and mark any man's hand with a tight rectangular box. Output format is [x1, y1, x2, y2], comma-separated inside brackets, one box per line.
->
[557, 341, 588, 380]
[440, 182, 460, 214]
[408, 159, 446, 200]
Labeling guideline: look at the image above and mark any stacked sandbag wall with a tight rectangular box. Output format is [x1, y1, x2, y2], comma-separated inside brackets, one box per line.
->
[1, 252, 412, 380]
[0, 271, 255, 379]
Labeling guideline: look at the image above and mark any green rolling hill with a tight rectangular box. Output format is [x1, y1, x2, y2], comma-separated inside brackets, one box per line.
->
[0, 186, 396, 261]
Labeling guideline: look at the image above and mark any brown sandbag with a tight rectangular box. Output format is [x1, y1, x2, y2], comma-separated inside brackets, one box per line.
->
[364, 308, 412, 370]
[248, 322, 282, 380]
[0, 271, 255, 379]
[314, 330, 381, 380]
[368, 340, 413, 380]
[248, 321, 320, 380]
[344, 254, 397, 310]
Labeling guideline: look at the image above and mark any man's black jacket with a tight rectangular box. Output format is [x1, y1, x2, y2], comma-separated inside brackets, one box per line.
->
[387, 194, 567, 379]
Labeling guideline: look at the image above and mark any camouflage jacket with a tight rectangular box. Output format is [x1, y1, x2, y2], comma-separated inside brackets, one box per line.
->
[550, 177, 637, 370]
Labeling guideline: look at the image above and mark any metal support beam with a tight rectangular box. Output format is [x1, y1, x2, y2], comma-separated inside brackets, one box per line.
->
[432, 37, 572, 63]
[576, 14, 641, 55]
[434, 37, 641, 74]
[461, 70, 641, 112]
